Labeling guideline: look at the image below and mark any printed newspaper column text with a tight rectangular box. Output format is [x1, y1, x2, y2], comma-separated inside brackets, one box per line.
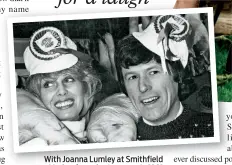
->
[0, 67, 5, 164]
[226, 114, 232, 151]
[0, 0, 30, 15]
[0, 92, 5, 164]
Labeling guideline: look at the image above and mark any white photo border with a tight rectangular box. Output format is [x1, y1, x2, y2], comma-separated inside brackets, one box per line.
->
[7, 7, 220, 153]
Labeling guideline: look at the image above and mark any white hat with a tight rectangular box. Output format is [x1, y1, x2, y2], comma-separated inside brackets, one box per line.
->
[24, 27, 91, 76]
[132, 15, 189, 73]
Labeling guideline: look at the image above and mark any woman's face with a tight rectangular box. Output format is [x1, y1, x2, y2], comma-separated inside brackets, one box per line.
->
[40, 73, 88, 121]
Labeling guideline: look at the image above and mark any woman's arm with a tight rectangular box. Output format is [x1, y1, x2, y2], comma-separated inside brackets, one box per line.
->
[17, 89, 79, 145]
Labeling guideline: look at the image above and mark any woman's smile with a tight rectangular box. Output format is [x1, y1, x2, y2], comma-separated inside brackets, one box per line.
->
[40, 73, 87, 121]
[54, 98, 74, 110]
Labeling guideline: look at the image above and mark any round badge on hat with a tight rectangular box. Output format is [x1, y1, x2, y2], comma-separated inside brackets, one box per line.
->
[24, 27, 79, 76]
[29, 27, 67, 60]
[154, 15, 190, 42]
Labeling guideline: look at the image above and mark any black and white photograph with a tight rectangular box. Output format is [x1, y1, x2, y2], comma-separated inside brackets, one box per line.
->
[7, 8, 219, 153]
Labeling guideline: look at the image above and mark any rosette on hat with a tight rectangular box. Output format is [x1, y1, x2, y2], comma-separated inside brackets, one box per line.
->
[132, 15, 190, 74]
[24, 27, 91, 76]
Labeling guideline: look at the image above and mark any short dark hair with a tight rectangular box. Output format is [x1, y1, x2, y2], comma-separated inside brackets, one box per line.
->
[115, 35, 183, 95]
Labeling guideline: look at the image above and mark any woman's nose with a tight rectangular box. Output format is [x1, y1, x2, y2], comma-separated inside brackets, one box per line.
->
[57, 84, 68, 96]
[139, 76, 151, 93]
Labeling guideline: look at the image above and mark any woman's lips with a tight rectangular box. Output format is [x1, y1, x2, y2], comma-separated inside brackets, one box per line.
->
[55, 99, 74, 110]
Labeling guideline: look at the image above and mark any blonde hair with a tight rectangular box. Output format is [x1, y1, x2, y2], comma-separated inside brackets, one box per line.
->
[25, 61, 102, 106]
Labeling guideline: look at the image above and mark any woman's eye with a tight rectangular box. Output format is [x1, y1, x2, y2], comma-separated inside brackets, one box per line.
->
[43, 82, 54, 88]
[150, 70, 159, 75]
[64, 77, 75, 83]
[128, 75, 137, 80]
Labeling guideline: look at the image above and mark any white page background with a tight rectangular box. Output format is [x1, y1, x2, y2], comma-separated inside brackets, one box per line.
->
[0, 0, 230, 164]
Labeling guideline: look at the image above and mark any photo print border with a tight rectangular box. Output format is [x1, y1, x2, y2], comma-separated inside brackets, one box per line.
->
[7, 8, 220, 153]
